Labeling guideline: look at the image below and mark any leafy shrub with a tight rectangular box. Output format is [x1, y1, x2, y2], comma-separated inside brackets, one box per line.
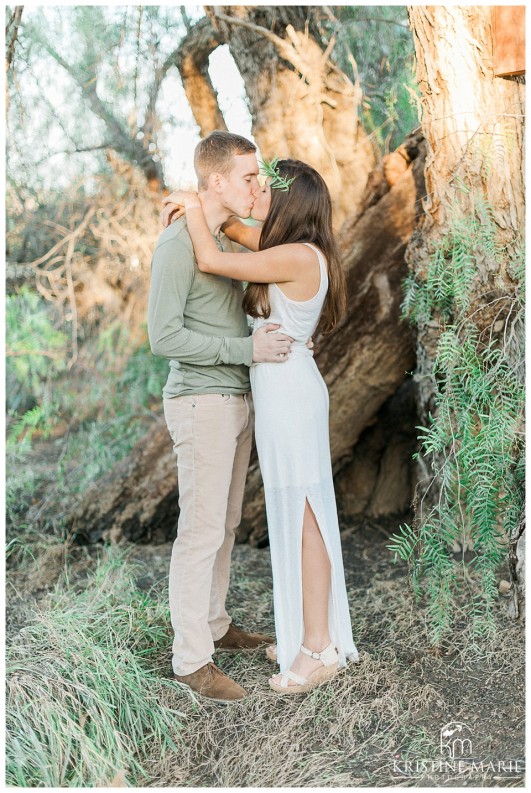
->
[6, 301, 168, 534]
[6, 286, 67, 415]
[388, 196, 525, 643]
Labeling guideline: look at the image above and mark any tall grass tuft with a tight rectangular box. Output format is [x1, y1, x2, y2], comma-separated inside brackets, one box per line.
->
[6, 548, 182, 787]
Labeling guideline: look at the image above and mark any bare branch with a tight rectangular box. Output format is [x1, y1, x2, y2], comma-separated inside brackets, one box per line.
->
[141, 46, 181, 145]
[68, 144, 113, 155]
[37, 37, 134, 146]
[322, 6, 360, 86]
[29, 27, 165, 187]
[180, 5, 192, 33]
[63, 231, 79, 368]
[5, 6, 23, 69]
[23, 206, 96, 268]
[321, 32, 337, 65]
[351, 15, 410, 30]
[133, 5, 143, 107]
[210, 11, 309, 76]
[6, 347, 63, 360]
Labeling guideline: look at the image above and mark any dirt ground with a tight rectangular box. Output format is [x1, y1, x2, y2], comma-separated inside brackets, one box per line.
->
[6, 520, 525, 788]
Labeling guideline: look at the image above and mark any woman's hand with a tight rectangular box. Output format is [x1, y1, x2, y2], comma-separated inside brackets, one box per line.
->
[220, 215, 241, 237]
[220, 215, 262, 252]
[161, 190, 200, 228]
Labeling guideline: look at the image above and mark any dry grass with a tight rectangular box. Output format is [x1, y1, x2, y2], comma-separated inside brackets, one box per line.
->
[153, 651, 441, 787]
[6, 527, 525, 787]
[145, 536, 524, 788]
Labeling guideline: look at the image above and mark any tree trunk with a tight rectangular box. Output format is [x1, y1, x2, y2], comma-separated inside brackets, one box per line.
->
[176, 6, 376, 225]
[407, 4, 524, 423]
[407, 7, 525, 597]
[67, 131, 426, 547]
[174, 16, 227, 137]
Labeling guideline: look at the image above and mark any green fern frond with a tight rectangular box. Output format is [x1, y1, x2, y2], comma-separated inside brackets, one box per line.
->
[392, 189, 525, 645]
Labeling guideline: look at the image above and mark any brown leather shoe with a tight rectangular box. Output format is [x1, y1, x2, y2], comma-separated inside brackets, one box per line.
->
[174, 662, 247, 702]
[214, 623, 275, 651]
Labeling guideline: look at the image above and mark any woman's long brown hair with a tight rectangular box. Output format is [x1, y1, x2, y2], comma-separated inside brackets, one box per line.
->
[242, 159, 346, 335]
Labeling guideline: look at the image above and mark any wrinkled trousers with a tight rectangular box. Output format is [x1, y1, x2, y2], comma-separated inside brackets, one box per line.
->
[163, 393, 252, 675]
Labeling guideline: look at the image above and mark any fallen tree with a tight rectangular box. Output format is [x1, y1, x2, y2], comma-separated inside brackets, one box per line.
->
[68, 130, 425, 546]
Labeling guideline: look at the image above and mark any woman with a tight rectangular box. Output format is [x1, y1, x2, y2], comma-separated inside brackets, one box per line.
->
[163, 160, 358, 694]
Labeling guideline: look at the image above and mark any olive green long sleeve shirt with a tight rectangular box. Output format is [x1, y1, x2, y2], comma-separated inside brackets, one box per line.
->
[148, 218, 253, 398]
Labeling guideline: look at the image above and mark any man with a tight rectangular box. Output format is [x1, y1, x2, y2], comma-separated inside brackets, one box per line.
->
[148, 131, 292, 702]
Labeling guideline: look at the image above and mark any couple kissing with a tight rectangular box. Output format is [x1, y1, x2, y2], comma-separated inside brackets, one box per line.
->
[148, 130, 358, 703]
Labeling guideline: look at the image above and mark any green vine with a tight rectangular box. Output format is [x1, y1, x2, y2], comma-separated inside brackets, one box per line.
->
[388, 194, 525, 644]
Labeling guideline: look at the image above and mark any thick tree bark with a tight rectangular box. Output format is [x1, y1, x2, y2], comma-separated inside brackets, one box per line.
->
[408, 6, 524, 425]
[67, 131, 425, 547]
[174, 16, 227, 137]
[176, 6, 375, 225]
[407, 7, 525, 596]
[409, 7, 524, 237]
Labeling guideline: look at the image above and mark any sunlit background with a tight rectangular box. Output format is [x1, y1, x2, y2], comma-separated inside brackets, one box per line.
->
[7, 4, 417, 197]
[7, 5, 255, 194]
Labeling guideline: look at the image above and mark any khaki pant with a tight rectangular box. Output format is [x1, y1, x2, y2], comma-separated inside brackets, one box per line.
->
[163, 393, 253, 675]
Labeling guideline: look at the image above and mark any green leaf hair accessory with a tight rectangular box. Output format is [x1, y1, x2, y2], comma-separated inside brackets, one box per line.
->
[259, 156, 296, 192]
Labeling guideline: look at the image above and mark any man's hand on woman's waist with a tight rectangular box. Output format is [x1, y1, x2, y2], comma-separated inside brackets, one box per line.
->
[252, 324, 293, 363]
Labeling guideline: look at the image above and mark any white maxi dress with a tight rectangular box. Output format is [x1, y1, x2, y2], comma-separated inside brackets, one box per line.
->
[250, 242, 359, 673]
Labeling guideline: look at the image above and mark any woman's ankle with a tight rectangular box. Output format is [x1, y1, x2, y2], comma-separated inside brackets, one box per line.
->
[302, 634, 331, 653]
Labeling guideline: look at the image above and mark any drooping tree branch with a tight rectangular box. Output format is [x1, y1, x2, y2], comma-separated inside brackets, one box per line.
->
[26, 24, 166, 189]
[140, 46, 183, 165]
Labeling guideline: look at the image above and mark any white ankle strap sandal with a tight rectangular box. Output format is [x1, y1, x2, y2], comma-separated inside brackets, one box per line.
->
[270, 642, 340, 694]
[300, 642, 338, 666]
